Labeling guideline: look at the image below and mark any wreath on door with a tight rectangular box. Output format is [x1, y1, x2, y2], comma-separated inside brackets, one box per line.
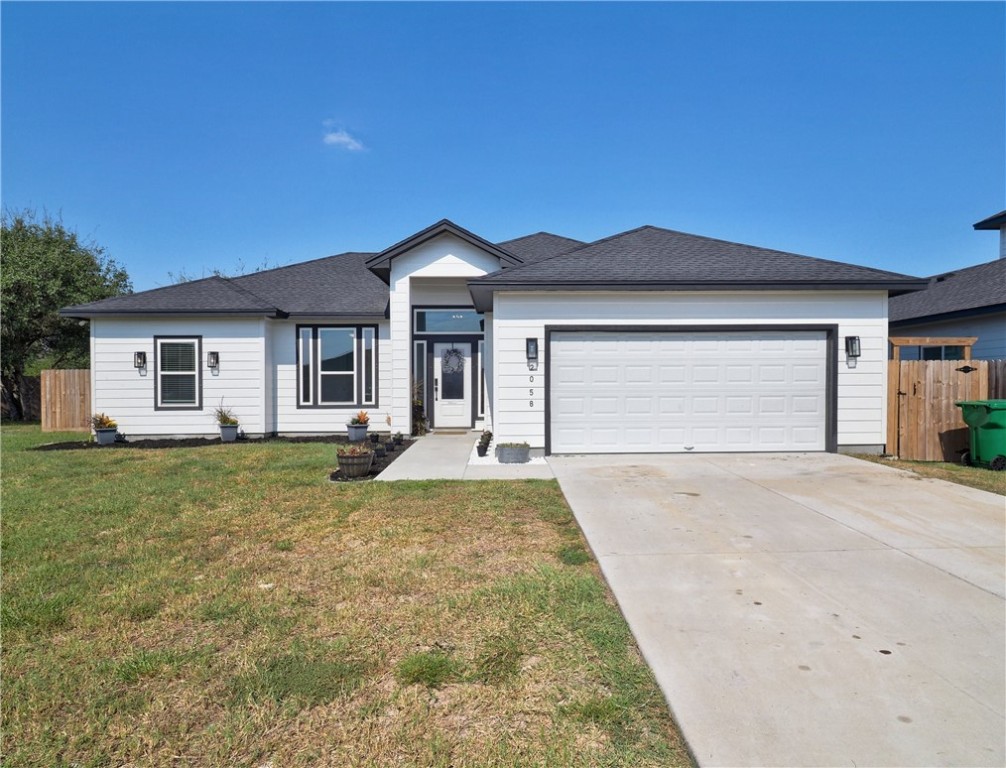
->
[441, 347, 465, 374]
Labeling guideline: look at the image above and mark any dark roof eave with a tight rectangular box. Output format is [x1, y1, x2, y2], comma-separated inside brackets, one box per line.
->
[282, 311, 387, 319]
[889, 302, 1006, 326]
[59, 308, 288, 320]
[973, 210, 1006, 230]
[468, 279, 927, 312]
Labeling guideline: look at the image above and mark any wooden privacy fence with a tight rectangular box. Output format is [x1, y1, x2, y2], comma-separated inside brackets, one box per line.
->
[886, 359, 1004, 461]
[41, 369, 90, 432]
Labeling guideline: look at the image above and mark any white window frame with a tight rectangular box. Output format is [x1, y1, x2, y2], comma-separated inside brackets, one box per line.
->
[155, 336, 202, 410]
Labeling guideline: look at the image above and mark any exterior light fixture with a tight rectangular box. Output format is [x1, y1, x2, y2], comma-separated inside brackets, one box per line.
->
[845, 336, 862, 358]
[134, 351, 147, 368]
[207, 351, 220, 368]
[526, 338, 538, 362]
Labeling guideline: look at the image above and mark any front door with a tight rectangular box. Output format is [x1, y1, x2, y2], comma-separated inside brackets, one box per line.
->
[433, 342, 471, 428]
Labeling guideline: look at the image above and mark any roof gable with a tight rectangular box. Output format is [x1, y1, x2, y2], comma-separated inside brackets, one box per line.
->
[365, 219, 522, 283]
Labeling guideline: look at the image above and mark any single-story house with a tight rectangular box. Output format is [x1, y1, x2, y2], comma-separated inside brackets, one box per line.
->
[61, 219, 925, 455]
[889, 211, 1006, 361]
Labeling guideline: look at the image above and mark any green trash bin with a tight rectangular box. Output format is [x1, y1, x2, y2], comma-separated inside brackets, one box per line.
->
[955, 400, 1006, 471]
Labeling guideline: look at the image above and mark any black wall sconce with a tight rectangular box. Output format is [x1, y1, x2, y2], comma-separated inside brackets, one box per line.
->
[134, 351, 147, 368]
[845, 336, 862, 358]
[526, 337, 539, 370]
[207, 351, 220, 369]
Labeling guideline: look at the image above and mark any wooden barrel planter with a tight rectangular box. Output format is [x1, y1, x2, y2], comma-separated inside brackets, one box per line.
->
[338, 450, 374, 478]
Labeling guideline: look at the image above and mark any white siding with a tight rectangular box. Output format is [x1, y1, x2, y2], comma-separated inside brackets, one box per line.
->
[492, 291, 890, 451]
[270, 317, 392, 434]
[893, 313, 1006, 361]
[91, 317, 267, 436]
[388, 234, 501, 434]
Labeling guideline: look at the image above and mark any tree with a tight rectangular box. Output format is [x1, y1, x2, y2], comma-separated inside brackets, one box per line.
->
[1, 209, 131, 420]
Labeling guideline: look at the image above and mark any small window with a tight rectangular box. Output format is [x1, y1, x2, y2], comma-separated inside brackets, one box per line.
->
[298, 325, 377, 407]
[414, 308, 484, 334]
[156, 337, 201, 409]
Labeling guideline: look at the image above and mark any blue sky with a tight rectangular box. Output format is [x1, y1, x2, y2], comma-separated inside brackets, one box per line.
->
[3, 2, 1003, 292]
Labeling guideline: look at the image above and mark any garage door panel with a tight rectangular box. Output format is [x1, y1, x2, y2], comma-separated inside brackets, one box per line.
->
[550, 330, 828, 454]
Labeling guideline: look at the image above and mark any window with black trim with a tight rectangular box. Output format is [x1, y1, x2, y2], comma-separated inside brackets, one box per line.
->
[156, 336, 202, 409]
[297, 325, 377, 407]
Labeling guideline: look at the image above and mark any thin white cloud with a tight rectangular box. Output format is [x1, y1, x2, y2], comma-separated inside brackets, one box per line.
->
[322, 125, 365, 151]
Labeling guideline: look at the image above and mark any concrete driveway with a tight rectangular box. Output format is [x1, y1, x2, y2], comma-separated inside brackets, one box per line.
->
[548, 452, 1005, 767]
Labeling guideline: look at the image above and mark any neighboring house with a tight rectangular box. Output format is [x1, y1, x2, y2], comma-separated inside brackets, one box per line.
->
[889, 210, 1006, 361]
[61, 219, 924, 455]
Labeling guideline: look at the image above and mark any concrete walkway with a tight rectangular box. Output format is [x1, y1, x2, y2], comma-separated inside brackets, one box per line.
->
[375, 432, 554, 480]
[550, 452, 1005, 767]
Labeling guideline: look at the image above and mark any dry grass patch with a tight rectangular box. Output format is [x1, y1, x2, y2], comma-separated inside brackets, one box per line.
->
[2, 425, 691, 767]
[853, 453, 1006, 496]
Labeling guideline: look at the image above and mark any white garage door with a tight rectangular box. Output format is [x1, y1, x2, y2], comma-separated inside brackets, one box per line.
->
[550, 330, 828, 453]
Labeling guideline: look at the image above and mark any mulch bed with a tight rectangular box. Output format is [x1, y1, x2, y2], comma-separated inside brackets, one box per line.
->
[33, 433, 416, 482]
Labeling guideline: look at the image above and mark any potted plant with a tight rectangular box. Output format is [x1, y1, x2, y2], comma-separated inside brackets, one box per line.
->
[394, 431, 404, 446]
[385, 436, 396, 453]
[476, 430, 493, 457]
[91, 413, 118, 446]
[214, 404, 240, 442]
[374, 441, 387, 458]
[336, 443, 374, 478]
[347, 411, 370, 442]
[497, 441, 530, 464]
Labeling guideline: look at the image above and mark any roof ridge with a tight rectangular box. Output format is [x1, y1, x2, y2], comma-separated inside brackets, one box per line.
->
[230, 251, 375, 282]
[488, 225, 653, 278]
[639, 225, 920, 280]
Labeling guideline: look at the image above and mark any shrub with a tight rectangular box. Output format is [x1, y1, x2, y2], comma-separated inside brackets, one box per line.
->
[90, 413, 117, 430]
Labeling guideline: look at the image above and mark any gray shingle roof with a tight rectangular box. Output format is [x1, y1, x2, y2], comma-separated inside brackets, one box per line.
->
[229, 252, 387, 316]
[471, 225, 923, 288]
[496, 232, 585, 262]
[61, 252, 387, 319]
[60, 275, 282, 317]
[889, 259, 1006, 323]
[63, 223, 926, 319]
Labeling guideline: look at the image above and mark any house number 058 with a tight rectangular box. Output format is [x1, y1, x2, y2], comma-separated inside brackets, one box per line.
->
[529, 375, 535, 408]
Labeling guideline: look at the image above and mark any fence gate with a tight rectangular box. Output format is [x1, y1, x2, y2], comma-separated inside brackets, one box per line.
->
[887, 360, 988, 461]
[41, 369, 91, 432]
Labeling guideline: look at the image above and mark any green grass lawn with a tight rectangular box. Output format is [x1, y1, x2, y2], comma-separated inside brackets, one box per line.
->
[853, 453, 1006, 496]
[1, 425, 691, 767]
